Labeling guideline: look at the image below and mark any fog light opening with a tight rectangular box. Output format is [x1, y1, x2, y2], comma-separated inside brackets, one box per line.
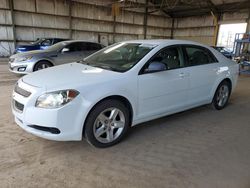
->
[18, 67, 26, 72]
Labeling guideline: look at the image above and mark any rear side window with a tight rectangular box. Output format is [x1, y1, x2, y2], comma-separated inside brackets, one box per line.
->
[184, 46, 217, 66]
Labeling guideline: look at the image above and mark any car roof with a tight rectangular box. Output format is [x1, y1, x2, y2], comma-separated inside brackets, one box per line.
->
[40, 37, 66, 39]
[213, 46, 224, 48]
[60, 40, 101, 44]
[122, 39, 209, 47]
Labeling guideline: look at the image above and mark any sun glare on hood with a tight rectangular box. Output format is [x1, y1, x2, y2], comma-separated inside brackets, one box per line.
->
[81, 67, 103, 74]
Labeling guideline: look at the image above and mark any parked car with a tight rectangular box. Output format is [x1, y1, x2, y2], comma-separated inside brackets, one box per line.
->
[9, 40, 104, 74]
[12, 40, 238, 147]
[14, 38, 68, 54]
[212, 46, 233, 59]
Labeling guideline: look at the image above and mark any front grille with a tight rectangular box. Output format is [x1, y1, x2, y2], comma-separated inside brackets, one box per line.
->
[14, 100, 24, 112]
[14, 84, 31, 97]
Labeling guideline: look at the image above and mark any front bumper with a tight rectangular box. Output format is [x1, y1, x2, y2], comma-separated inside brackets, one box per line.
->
[9, 60, 36, 74]
[12, 80, 86, 141]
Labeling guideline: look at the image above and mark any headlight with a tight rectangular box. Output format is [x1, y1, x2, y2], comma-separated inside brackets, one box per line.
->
[35, 90, 79, 109]
[16, 56, 32, 62]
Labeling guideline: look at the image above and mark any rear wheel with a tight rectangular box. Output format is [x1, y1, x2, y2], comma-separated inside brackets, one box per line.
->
[33, 61, 52, 71]
[212, 80, 231, 110]
[84, 99, 130, 148]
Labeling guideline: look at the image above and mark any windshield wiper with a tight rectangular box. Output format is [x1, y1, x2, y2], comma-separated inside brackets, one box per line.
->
[78, 59, 89, 65]
[92, 64, 121, 72]
[79, 61, 122, 72]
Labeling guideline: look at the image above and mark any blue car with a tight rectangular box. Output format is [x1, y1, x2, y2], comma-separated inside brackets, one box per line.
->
[14, 38, 68, 54]
[212, 46, 233, 59]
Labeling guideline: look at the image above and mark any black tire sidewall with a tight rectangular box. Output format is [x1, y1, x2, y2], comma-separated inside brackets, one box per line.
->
[34, 61, 52, 71]
[213, 81, 231, 110]
[84, 99, 130, 148]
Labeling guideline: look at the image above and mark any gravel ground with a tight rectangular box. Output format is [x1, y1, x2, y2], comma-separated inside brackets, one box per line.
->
[0, 62, 250, 188]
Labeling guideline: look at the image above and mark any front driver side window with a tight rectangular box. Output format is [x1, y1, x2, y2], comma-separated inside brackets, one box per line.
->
[64, 43, 78, 52]
[149, 47, 183, 70]
[42, 39, 51, 46]
[87, 43, 102, 51]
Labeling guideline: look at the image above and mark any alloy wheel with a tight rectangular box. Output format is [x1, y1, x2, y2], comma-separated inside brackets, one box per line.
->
[216, 84, 229, 107]
[93, 108, 125, 143]
[37, 63, 50, 70]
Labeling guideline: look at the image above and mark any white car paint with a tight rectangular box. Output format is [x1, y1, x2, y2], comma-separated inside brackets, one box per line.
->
[11, 40, 239, 141]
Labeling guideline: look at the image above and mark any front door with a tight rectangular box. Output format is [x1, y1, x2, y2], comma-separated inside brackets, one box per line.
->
[54, 42, 84, 65]
[137, 46, 189, 120]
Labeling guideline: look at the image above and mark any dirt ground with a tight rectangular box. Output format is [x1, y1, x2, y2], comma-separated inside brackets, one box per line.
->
[0, 62, 250, 188]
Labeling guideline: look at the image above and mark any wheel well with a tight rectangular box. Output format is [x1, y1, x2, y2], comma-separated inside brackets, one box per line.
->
[33, 60, 53, 71]
[222, 78, 232, 91]
[82, 95, 134, 136]
[213, 78, 232, 102]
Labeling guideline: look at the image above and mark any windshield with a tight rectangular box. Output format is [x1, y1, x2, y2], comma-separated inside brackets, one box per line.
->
[223, 47, 232, 53]
[32, 38, 45, 45]
[84, 42, 156, 72]
[215, 47, 232, 53]
[46, 42, 66, 51]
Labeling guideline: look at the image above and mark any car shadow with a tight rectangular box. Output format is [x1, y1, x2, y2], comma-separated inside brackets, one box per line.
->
[32, 102, 234, 153]
[126, 102, 234, 141]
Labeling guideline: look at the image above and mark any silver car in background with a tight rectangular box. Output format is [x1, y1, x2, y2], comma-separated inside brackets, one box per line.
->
[9, 40, 104, 74]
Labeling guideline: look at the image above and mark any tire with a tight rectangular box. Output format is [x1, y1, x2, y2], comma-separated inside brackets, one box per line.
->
[212, 80, 231, 110]
[84, 99, 130, 148]
[33, 61, 53, 72]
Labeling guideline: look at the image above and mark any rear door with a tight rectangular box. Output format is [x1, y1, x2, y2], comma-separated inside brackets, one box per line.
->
[182, 45, 219, 105]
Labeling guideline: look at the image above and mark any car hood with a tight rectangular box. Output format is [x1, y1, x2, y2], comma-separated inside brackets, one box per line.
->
[22, 63, 121, 90]
[15, 44, 40, 52]
[17, 44, 37, 48]
[11, 50, 49, 58]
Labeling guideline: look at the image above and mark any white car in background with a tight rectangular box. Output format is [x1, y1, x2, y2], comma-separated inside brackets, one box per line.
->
[12, 40, 239, 147]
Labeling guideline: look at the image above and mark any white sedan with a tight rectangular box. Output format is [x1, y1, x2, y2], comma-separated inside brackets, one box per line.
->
[12, 40, 239, 147]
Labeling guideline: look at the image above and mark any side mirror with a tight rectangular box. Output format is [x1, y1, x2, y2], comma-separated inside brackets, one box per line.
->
[61, 48, 70, 53]
[144, 61, 167, 73]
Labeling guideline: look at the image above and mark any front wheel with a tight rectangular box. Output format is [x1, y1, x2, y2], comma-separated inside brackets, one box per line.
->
[84, 99, 130, 148]
[33, 61, 52, 72]
[212, 80, 231, 110]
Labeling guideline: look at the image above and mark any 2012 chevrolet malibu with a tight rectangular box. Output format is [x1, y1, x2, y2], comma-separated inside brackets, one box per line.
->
[12, 40, 239, 147]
